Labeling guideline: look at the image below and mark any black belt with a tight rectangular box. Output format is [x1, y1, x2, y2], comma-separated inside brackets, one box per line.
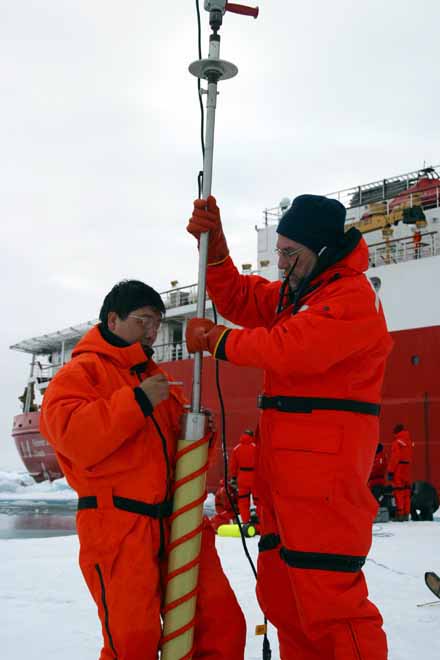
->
[257, 395, 380, 417]
[239, 467, 254, 472]
[77, 495, 173, 519]
[280, 547, 366, 573]
[258, 533, 281, 552]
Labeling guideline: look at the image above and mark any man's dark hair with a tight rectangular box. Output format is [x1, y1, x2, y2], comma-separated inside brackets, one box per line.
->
[393, 423, 405, 434]
[99, 280, 166, 326]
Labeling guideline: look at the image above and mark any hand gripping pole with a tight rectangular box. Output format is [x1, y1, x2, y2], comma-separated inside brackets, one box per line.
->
[161, 5, 258, 659]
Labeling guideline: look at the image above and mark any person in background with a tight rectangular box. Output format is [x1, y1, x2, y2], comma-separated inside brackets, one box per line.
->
[412, 228, 422, 259]
[209, 478, 238, 531]
[368, 442, 387, 502]
[387, 423, 413, 522]
[185, 193, 393, 660]
[229, 429, 258, 524]
[411, 481, 439, 521]
[40, 279, 246, 660]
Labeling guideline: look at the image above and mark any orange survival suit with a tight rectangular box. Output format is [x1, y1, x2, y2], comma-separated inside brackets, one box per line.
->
[387, 426, 413, 520]
[412, 229, 422, 259]
[229, 431, 257, 523]
[40, 325, 246, 660]
[204, 234, 393, 659]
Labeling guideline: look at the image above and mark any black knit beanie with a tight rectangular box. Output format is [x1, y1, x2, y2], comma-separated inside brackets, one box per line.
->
[277, 194, 347, 254]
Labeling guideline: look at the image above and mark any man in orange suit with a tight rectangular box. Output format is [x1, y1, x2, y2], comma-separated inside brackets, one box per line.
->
[387, 424, 413, 521]
[209, 478, 237, 531]
[185, 194, 393, 660]
[40, 279, 246, 660]
[229, 429, 258, 524]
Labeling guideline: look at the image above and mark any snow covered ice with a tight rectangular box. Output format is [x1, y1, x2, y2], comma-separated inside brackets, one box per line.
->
[1, 472, 440, 659]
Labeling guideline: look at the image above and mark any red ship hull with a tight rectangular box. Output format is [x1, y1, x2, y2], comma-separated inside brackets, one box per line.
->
[12, 412, 63, 482]
[12, 325, 440, 493]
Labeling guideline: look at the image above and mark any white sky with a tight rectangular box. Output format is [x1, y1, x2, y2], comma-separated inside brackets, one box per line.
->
[2, 0, 440, 468]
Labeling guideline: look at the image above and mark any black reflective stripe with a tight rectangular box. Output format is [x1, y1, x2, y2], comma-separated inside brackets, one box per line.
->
[280, 546, 366, 572]
[213, 329, 231, 361]
[238, 493, 250, 499]
[239, 467, 254, 472]
[258, 395, 380, 417]
[95, 564, 118, 659]
[78, 495, 173, 518]
[78, 496, 97, 510]
[399, 460, 410, 464]
[258, 533, 281, 552]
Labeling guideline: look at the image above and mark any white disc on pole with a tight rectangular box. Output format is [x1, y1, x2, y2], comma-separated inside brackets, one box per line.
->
[189, 58, 238, 81]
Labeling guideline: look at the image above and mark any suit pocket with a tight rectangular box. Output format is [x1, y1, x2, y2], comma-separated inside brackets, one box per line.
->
[270, 421, 343, 501]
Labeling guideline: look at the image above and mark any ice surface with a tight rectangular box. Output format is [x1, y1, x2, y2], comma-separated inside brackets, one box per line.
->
[1, 500, 439, 659]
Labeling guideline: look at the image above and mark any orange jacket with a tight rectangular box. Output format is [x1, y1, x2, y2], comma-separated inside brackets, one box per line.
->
[40, 325, 186, 503]
[387, 429, 412, 484]
[229, 432, 256, 482]
[206, 239, 392, 400]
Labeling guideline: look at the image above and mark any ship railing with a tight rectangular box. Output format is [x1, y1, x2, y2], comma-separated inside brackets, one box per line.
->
[24, 359, 63, 400]
[161, 283, 211, 310]
[368, 231, 439, 267]
[153, 342, 192, 363]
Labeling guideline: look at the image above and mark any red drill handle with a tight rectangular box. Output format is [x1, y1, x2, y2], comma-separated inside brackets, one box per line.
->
[225, 3, 259, 18]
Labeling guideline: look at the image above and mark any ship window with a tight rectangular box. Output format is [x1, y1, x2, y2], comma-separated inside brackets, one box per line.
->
[411, 355, 420, 366]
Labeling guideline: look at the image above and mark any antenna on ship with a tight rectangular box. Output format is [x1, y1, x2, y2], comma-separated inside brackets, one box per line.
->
[161, 3, 259, 659]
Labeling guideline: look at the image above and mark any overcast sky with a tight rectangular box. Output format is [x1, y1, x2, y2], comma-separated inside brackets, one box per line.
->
[2, 0, 440, 469]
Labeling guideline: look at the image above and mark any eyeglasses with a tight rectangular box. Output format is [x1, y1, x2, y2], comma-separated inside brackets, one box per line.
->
[274, 246, 303, 260]
[129, 314, 162, 330]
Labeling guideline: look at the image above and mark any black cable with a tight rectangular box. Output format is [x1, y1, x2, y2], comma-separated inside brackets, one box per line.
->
[212, 304, 257, 580]
[277, 259, 298, 314]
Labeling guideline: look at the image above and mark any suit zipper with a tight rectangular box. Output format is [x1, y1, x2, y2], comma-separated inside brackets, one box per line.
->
[95, 564, 118, 659]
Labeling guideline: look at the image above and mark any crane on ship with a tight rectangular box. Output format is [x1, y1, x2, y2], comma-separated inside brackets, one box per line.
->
[347, 204, 428, 264]
[347, 201, 427, 235]
[346, 166, 440, 237]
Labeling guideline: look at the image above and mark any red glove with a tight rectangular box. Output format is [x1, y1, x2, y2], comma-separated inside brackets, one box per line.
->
[187, 195, 229, 265]
[186, 318, 228, 354]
